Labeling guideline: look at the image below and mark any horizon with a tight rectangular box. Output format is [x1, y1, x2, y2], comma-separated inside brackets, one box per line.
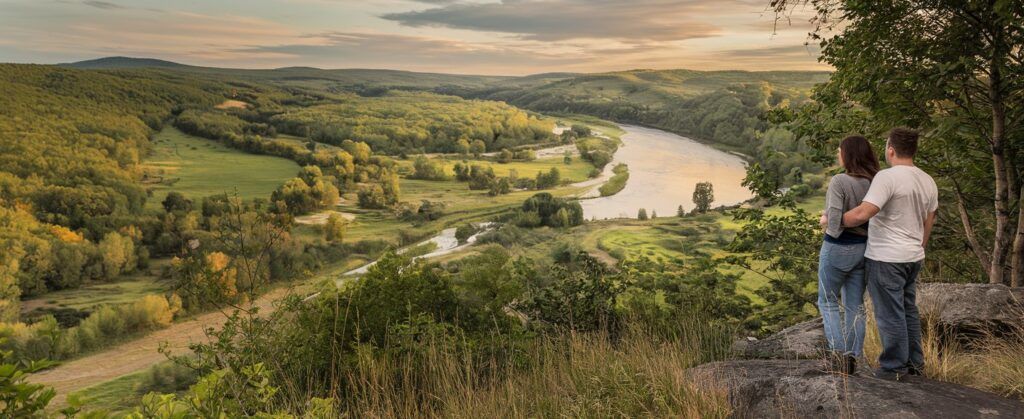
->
[60, 55, 834, 77]
[0, 0, 829, 76]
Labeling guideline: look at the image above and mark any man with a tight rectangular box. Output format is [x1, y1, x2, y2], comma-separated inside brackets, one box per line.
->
[841, 127, 938, 381]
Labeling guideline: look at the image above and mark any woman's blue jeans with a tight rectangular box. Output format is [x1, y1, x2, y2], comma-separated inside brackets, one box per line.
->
[817, 241, 867, 357]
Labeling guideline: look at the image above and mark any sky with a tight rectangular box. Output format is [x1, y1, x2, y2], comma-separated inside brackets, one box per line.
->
[0, 0, 828, 75]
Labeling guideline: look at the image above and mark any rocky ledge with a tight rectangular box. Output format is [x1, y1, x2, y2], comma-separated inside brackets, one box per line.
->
[690, 359, 1024, 418]
[736, 283, 1024, 359]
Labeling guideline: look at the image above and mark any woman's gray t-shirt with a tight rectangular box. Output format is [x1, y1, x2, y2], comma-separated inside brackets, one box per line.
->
[825, 173, 871, 239]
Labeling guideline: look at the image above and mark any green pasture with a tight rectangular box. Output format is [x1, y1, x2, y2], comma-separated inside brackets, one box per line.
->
[142, 128, 299, 209]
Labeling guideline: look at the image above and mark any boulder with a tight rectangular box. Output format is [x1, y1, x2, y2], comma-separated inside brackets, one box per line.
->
[917, 283, 1023, 334]
[735, 318, 825, 359]
[689, 359, 1024, 418]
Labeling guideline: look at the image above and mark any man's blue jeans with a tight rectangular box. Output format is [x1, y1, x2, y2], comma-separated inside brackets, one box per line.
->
[866, 258, 924, 373]
[817, 241, 867, 357]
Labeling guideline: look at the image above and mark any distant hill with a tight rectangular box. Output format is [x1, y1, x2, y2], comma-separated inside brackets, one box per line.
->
[61, 56, 194, 70]
[61, 56, 514, 90]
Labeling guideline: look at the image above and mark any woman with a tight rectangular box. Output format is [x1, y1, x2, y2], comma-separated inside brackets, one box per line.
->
[818, 135, 879, 375]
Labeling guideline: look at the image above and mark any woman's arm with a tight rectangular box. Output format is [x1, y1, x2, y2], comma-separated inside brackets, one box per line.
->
[824, 176, 845, 238]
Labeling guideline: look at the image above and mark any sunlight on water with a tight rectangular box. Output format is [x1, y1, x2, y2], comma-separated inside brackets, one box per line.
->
[581, 125, 752, 219]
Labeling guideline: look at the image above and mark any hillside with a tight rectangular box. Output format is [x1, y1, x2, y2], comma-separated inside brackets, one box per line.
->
[61, 56, 514, 90]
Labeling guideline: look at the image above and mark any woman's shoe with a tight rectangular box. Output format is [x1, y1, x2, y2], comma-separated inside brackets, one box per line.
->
[845, 354, 857, 375]
[821, 351, 853, 375]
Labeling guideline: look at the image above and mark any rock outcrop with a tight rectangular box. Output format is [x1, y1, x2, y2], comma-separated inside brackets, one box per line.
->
[917, 283, 1023, 334]
[735, 318, 825, 359]
[690, 359, 1024, 418]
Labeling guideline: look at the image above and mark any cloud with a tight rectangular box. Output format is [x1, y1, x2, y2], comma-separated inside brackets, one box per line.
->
[382, 0, 726, 42]
[230, 31, 580, 74]
[81, 0, 125, 10]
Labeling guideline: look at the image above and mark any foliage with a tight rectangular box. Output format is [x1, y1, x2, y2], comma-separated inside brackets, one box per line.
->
[410, 156, 449, 181]
[727, 200, 820, 333]
[454, 224, 479, 244]
[270, 91, 555, 155]
[323, 213, 347, 243]
[0, 294, 180, 362]
[0, 341, 56, 418]
[534, 167, 561, 189]
[520, 193, 584, 228]
[637, 208, 649, 220]
[774, 0, 1024, 285]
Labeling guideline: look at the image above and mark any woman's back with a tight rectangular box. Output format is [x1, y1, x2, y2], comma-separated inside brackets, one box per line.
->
[824, 173, 871, 241]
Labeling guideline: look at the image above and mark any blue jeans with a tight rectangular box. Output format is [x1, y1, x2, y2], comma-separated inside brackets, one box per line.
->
[866, 258, 924, 373]
[817, 241, 867, 357]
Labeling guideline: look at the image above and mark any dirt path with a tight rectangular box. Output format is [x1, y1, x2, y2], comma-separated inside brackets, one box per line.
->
[30, 287, 292, 408]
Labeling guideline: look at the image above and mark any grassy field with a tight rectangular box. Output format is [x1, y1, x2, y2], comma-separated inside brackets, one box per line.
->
[68, 370, 149, 416]
[21, 260, 172, 316]
[142, 128, 299, 209]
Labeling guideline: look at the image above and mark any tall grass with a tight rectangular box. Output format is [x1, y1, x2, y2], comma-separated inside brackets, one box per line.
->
[862, 309, 1024, 400]
[337, 323, 732, 418]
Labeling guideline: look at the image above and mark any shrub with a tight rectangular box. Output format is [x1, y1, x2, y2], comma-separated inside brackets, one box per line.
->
[455, 224, 479, 244]
[136, 362, 200, 395]
[410, 156, 448, 180]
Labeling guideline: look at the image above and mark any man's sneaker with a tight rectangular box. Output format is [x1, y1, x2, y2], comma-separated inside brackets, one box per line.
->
[871, 368, 904, 381]
[907, 364, 924, 376]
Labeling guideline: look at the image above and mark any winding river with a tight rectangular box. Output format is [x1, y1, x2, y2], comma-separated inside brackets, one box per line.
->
[579, 124, 752, 220]
[338, 124, 752, 278]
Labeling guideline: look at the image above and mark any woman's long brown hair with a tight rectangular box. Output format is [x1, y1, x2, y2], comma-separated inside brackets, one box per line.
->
[841, 135, 880, 180]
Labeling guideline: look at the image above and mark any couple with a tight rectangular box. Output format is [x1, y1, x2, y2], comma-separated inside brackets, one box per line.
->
[817, 127, 938, 380]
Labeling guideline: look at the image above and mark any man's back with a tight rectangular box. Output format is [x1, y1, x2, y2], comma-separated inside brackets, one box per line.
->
[862, 165, 938, 263]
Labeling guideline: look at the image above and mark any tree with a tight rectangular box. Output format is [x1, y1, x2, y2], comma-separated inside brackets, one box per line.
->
[692, 182, 714, 213]
[488, 177, 511, 196]
[469, 140, 486, 157]
[571, 124, 592, 137]
[324, 213, 346, 242]
[380, 169, 401, 206]
[637, 208, 648, 220]
[677, 205, 686, 218]
[772, 0, 1024, 285]
[456, 138, 471, 155]
[650, 210, 657, 219]
[535, 167, 561, 189]
[497, 148, 513, 164]
[411, 156, 448, 180]
[99, 231, 135, 279]
[162, 192, 192, 213]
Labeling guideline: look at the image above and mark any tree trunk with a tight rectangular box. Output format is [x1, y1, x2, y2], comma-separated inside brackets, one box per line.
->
[952, 180, 992, 273]
[988, 58, 1010, 285]
[1012, 185, 1023, 287]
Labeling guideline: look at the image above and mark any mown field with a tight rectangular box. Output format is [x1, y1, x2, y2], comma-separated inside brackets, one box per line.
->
[141, 127, 299, 208]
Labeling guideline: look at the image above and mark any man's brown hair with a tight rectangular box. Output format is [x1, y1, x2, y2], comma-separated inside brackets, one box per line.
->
[888, 127, 919, 158]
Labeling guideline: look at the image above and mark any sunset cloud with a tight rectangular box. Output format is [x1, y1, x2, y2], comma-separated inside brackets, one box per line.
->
[382, 0, 725, 42]
[0, 0, 829, 74]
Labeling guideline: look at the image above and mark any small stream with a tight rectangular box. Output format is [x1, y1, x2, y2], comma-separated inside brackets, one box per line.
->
[339, 222, 495, 278]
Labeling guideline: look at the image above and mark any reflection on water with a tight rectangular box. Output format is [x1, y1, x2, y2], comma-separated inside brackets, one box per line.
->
[580, 124, 752, 220]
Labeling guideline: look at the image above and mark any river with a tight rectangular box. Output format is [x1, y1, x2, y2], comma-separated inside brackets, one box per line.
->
[579, 124, 752, 220]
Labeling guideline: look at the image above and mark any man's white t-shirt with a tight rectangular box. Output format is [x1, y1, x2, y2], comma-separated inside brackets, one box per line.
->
[862, 165, 939, 263]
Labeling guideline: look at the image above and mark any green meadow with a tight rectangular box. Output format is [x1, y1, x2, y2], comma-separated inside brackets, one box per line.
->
[142, 128, 299, 208]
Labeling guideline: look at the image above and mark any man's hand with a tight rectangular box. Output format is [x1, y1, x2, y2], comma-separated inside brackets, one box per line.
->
[842, 202, 880, 228]
[922, 210, 937, 247]
[819, 212, 828, 229]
